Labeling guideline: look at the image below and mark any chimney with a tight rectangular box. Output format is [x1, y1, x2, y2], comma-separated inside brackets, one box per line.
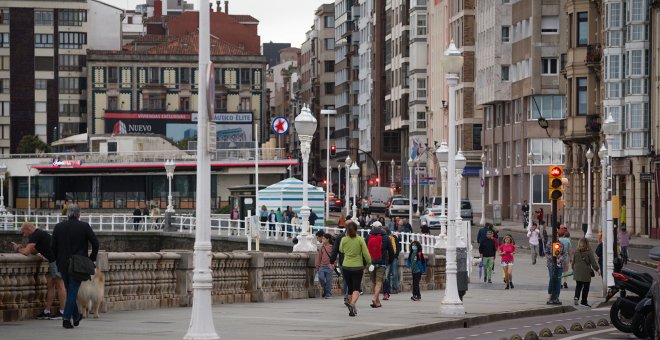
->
[209, 3, 213, 12]
[224, 1, 228, 14]
[216, 1, 221, 12]
[153, 0, 162, 18]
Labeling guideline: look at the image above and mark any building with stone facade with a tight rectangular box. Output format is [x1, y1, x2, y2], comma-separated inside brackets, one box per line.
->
[651, 0, 660, 239]
[0, 0, 122, 154]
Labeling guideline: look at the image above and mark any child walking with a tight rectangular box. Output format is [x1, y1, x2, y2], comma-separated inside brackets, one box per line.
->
[406, 240, 426, 301]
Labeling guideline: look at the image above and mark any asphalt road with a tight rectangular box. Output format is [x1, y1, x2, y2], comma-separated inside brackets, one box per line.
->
[396, 307, 631, 340]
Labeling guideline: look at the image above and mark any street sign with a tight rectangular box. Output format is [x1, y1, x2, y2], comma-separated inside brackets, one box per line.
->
[390, 182, 396, 188]
[640, 172, 654, 182]
[271, 116, 289, 135]
[419, 181, 436, 185]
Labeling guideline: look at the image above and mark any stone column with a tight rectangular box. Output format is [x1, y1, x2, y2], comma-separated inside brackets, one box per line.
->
[248, 251, 264, 302]
[175, 251, 193, 307]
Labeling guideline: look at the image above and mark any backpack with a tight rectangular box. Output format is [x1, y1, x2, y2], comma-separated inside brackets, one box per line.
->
[367, 234, 383, 261]
[389, 235, 397, 255]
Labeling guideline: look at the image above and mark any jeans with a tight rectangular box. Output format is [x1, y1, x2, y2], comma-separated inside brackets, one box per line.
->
[412, 272, 422, 298]
[61, 272, 81, 322]
[318, 266, 333, 297]
[530, 244, 538, 263]
[575, 280, 591, 304]
[547, 265, 561, 301]
[621, 246, 628, 263]
[390, 258, 399, 291]
[383, 265, 391, 294]
[483, 257, 494, 281]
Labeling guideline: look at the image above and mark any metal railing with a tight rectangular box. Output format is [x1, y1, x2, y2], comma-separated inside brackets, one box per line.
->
[2, 213, 471, 255]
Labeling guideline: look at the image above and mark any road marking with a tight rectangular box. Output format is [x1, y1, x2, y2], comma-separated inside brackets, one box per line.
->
[496, 329, 506, 332]
[509, 327, 518, 330]
[523, 325, 531, 328]
[483, 331, 493, 334]
[469, 334, 479, 337]
[455, 337, 465, 339]
[557, 327, 615, 340]
[534, 323, 543, 326]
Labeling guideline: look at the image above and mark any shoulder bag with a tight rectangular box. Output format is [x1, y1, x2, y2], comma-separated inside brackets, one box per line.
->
[68, 254, 95, 282]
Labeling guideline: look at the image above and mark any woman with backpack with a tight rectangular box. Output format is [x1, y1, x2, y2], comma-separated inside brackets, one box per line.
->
[339, 222, 371, 317]
[315, 233, 335, 299]
[406, 240, 426, 301]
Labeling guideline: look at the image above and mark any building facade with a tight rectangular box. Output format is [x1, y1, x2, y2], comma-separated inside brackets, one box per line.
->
[651, 0, 660, 238]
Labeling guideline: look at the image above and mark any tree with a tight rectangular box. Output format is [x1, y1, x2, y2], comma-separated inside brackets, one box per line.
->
[17, 135, 48, 154]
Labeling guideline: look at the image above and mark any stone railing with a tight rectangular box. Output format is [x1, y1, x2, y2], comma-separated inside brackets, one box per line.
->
[0, 251, 446, 322]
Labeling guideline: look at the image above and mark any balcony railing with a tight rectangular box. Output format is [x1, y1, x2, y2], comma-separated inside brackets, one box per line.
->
[586, 44, 602, 65]
[586, 114, 601, 133]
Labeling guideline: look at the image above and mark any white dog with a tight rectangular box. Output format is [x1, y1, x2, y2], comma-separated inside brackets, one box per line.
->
[77, 271, 105, 318]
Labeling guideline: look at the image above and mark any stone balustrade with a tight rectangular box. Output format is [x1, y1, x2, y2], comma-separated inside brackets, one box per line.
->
[0, 251, 446, 322]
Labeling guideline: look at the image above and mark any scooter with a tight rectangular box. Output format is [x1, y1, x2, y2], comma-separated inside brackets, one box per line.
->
[630, 288, 655, 339]
[606, 269, 654, 334]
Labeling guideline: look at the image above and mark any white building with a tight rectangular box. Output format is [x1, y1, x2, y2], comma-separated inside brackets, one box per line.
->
[357, 0, 373, 153]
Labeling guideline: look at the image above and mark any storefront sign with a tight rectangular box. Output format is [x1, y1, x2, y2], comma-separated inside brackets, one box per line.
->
[640, 173, 654, 182]
[611, 158, 632, 176]
[52, 159, 82, 167]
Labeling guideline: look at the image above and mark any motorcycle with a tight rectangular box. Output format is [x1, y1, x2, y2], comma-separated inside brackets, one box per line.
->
[606, 269, 654, 334]
[630, 288, 656, 339]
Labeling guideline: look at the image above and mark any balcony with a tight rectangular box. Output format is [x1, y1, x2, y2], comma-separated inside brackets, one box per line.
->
[585, 44, 601, 67]
[563, 114, 600, 142]
[585, 114, 601, 133]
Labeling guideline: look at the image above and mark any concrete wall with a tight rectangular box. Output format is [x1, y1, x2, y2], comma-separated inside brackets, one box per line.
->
[88, 0, 123, 51]
[0, 251, 446, 322]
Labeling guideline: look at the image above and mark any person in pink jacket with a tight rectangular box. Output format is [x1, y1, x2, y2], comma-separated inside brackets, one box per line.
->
[499, 234, 516, 289]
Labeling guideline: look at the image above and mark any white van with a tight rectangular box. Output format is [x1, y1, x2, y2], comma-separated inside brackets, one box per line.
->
[368, 186, 393, 213]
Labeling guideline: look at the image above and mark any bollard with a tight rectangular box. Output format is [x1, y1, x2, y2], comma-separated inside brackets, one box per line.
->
[553, 325, 567, 335]
[597, 318, 609, 327]
[583, 320, 596, 329]
[524, 331, 539, 340]
[509, 334, 523, 340]
[538, 328, 553, 337]
[570, 322, 583, 331]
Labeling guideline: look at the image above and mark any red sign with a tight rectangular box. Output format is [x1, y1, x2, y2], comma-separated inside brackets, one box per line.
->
[104, 112, 192, 120]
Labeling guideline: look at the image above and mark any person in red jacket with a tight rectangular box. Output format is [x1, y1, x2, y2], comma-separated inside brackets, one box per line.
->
[499, 234, 516, 289]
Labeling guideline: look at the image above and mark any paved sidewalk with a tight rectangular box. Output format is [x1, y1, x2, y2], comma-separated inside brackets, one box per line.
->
[1, 252, 596, 340]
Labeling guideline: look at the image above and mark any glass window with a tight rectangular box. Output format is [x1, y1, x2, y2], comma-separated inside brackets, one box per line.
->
[528, 96, 566, 119]
[501, 26, 510, 43]
[35, 102, 46, 112]
[577, 12, 588, 46]
[0, 33, 7, 47]
[180, 67, 191, 84]
[541, 58, 558, 75]
[514, 99, 522, 122]
[608, 55, 620, 79]
[505, 142, 510, 167]
[515, 141, 521, 166]
[34, 34, 53, 48]
[59, 32, 86, 49]
[58, 77, 80, 94]
[577, 78, 588, 116]
[416, 78, 426, 98]
[34, 10, 53, 25]
[59, 9, 87, 26]
[416, 14, 427, 36]
[533, 174, 550, 204]
[631, 0, 645, 21]
[630, 50, 642, 75]
[325, 38, 334, 50]
[501, 65, 509, 81]
[35, 79, 47, 89]
[0, 8, 8, 25]
[324, 15, 334, 28]
[416, 111, 426, 129]
[485, 106, 493, 129]
[529, 138, 565, 165]
[473, 124, 482, 150]
[541, 16, 559, 34]
[609, 3, 621, 28]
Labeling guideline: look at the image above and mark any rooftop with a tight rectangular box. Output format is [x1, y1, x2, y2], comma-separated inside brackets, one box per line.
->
[92, 31, 252, 56]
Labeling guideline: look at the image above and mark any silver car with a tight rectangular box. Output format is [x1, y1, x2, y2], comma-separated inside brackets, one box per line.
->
[386, 198, 410, 217]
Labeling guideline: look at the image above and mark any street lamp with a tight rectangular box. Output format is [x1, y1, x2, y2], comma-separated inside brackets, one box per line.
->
[437, 142, 448, 236]
[527, 152, 535, 230]
[164, 160, 176, 213]
[585, 148, 594, 238]
[27, 164, 33, 218]
[0, 163, 6, 213]
[350, 162, 359, 221]
[377, 160, 381, 187]
[338, 164, 342, 203]
[293, 104, 318, 252]
[602, 112, 619, 287]
[345, 156, 352, 216]
[390, 159, 395, 187]
[407, 157, 414, 224]
[598, 143, 608, 294]
[439, 39, 465, 316]
[479, 152, 486, 226]
[454, 150, 467, 235]
[415, 157, 421, 216]
[321, 109, 337, 226]
[183, 1, 218, 338]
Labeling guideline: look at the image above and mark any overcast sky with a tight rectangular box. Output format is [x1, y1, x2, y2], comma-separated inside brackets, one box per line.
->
[103, 0, 331, 47]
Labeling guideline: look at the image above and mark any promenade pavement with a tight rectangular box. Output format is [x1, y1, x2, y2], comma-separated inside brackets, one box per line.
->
[2, 248, 595, 340]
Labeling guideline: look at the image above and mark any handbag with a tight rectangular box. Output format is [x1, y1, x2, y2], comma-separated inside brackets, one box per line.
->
[581, 252, 595, 277]
[68, 254, 95, 282]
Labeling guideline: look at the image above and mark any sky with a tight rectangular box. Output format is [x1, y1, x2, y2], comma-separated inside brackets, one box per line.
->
[104, 0, 331, 47]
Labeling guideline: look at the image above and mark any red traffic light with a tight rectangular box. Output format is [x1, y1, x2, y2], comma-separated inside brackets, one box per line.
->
[550, 166, 562, 177]
[552, 242, 561, 256]
[323, 179, 327, 185]
[376, 178, 380, 183]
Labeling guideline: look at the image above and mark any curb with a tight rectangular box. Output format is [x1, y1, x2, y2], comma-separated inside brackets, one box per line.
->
[629, 258, 659, 269]
[335, 306, 576, 340]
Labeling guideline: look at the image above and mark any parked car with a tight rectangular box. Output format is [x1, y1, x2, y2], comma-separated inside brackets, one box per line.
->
[387, 197, 410, 217]
[387, 195, 404, 209]
[461, 200, 473, 224]
[428, 196, 446, 208]
[328, 193, 344, 212]
[368, 187, 393, 213]
[421, 207, 444, 229]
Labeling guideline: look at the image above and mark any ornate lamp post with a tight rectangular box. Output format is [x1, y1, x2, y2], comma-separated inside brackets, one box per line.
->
[338, 164, 342, 203]
[585, 148, 594, 238]
[164, 160, 176, 213]
[390, 159, 395, 188]
[184, 0, 218, 337]
[437, 142, 448, 235]
[527, 152, 535, 229]
[415, 157, 421, 216]
[602, 113, 619, 287]
[321, 109, 337, 226]
[293, 105, 318, 252]
[454, 150, 467, 234]
[350, 162, 359, 221]
[0, 163, 6, 213]
[479, 152, 486, 226]
[598, 143, 608, 293]
[407, 157, 414, 224]
[377, 160, 381, 186]
[345, 156, 352, 216]
[439, 40, 465, 316]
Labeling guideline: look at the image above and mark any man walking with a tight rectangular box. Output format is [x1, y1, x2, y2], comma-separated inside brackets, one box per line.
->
[478, 230, 498, 283]
[366, 222, 395, 308]
[527, 223, 540, 264]
[12, 222, 66, 319]
[51, 204, 99, 329]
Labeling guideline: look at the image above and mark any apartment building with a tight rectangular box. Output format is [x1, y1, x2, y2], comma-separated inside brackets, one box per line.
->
[0, 0, 122, 154]
[357, 0, 373, 158]
[478, 0, 564, 221]
[651, 0, 660, 239]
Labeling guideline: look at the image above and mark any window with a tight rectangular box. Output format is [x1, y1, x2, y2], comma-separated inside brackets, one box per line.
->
[107, 97, 118, 110]
[34, 10, 53, 25]
[485, 106, 493, 129]
[505, 142, 511, 167]
[59, 54, 85, 71]
[609, 3, 621, 28]
[630, 50, 642, 75]
[59, 9, 87, 26]
[180, 67, 191, 84]
[576, 78, 587, 116]
[148, 67, 159, 83]
[34, 56, 53, 71]
[35, 79, 47, 89]
[473, 124, 482, 150]
[416, 111, 426, 129]
[629, 24, 645, 41]
[240, 97, 250, 111]
[324, 82, 334, 95]
[325, 38, 334, 50]
[630, 0, 645, 21]
[0, 32, 6, 47]
[528, 138, 565, 165]
[144, 94, 164, 110]
[59, 32, 87, 49]
[180, 97, 191, 111]
[541, 58, 558, 75]
[324, 15, 334, 28]
[0, 79, 8, 93]
[58, 77, 80, 94]
[324, 60, 334, 73]
[0, 9, 8, 24]
[608, 55, 621, 79]
[0, 56, 8, 70]
[495, 144, 501, 168]
[59, 103, 80, 117]
[514, 98, 522, 122]
[501, 26, 510, 42]
[529, 95, 566, 119]
[541, 16, 559, 34]
[240, 68, 250, 85]
[416, 78, 426, 98]
[501, 65, 510, 81]
[533, 174, 550, 204]
[34, 34, 53, 48]
[0, 101, 8, 117]
[515, 140, 521, 166]
[504, 102, 511, 125]
[416, 14, 427, 35]
[107, 67, 119, 83]
[577, 12, 588, 46]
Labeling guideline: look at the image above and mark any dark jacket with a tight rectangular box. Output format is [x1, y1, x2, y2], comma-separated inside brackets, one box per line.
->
[479, 238, 498, 258]
[365, 228, 395, 266]
[330, 231, 345, 266]
[51, 218, 100, 274]
[572, 249, 599, 282]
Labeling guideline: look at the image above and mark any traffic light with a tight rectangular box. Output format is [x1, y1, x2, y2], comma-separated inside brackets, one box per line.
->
[548, 166, 563, 200]
[368, 180, 374, 186]
[552, 242, 561, 257]
[330, 145, 336, 157]
[323, 179, 327, 186]
[376, 178, 380, 185]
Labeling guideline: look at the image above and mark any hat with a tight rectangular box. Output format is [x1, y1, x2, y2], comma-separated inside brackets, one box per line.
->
[371, 221, 383, 228]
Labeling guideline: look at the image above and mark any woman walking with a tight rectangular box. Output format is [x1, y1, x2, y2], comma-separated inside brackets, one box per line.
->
[499, 234, 516, 289]
[316, 233, 335, 299]
[406, 240, 426, 301]
[572, 238, 599, 307]
[339, 221, 371, 317]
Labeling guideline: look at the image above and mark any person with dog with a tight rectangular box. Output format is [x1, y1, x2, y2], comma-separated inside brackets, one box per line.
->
[12, 222, 66, 320]
[51, 204, 100, 329]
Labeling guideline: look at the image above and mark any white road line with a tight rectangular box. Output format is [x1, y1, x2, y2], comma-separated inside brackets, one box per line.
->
[523, 325, 531, 328]
[557, 327, 615, 340]
[534, 323, 543, 326]
[455, 337, 465, 339]
[509, 327, 518, 330]
[483, 332, 493, 334]
[469, 334, 479, 337]
[496, 329, 505, 332]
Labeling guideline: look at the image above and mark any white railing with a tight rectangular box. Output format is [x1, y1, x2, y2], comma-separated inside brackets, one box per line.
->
[2, 213, 470, 255]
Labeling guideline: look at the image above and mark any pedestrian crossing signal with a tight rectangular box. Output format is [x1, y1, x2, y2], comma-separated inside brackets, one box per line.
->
[331, 145, 336, 157]
[548, 166, 563, 200]
[552, 242, 561, 257]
